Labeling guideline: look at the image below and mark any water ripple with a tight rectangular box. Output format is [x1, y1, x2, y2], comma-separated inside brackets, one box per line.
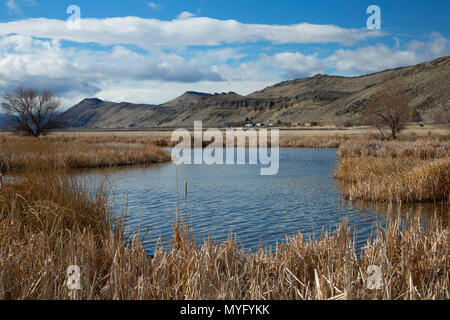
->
[80, 148, 446, 256]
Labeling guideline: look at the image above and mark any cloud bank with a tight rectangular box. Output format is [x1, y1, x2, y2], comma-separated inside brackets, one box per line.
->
[0, 15, 448, 107]
[0, 16, 384, 49]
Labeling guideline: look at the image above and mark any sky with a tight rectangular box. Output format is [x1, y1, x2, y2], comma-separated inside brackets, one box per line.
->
[0, 0, 449, 109]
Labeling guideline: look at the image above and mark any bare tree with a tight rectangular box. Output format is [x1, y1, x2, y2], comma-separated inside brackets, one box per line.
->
[1, 87, 63, 137]
[363, 78, 410, 139]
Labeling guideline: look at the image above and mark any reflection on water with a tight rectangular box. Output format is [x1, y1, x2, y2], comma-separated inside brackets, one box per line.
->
[79, 148, 448, 256]
[342, 198, 449, 231]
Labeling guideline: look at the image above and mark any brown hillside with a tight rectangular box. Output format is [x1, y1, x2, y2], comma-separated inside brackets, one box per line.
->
[63, 55, 450, 128]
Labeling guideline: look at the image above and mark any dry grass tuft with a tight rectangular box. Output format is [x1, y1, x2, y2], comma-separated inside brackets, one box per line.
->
[0, 135, 171, 173]
[278, 135, 347, 148]
[335, 139, 450, 203]
[337, 139, 450, 159]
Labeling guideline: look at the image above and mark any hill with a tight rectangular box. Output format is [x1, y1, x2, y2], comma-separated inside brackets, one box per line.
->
[161, 91, 211, 108]
[63, 55, 450, 128]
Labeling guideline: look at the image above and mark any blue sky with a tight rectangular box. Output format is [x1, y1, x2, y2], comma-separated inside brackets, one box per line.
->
[0, 0, 449, 108]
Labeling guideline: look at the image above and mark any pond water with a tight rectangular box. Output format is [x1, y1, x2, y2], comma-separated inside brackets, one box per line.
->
[82, 148, 447, 255]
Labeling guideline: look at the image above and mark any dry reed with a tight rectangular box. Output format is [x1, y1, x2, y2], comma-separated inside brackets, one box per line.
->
[0, 136, 171, 173]
[0, 169, 448, 300]
[335, 139, 450, 203]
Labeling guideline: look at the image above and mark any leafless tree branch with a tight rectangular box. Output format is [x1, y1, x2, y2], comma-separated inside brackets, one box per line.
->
[1, 87, 64, 137]
[363, 78, 410, 140]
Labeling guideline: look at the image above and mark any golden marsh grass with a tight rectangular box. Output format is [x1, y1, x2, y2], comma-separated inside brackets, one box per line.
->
[0, 135, 171, 173]
[0, 169, 448, 300]
[335, 139, 450, 203]
[0, 131, 449, 300]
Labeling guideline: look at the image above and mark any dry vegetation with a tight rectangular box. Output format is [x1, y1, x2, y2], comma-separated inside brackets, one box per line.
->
[46, 126, 450, 149]
[0, 131, 449, 300]
[0, 168, 448, 300]
[278, 135, 346, 148]
[0, 135, 171, 173]
[335, 139, 450, 203]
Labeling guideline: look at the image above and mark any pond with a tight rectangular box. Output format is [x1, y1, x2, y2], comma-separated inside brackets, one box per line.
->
[83, 148, 447, 256]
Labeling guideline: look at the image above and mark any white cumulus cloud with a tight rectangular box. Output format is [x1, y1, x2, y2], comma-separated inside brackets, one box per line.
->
[177, 11, 196, 19]
[262, 52, 325, 78]
[0, 16, 384, 49]
[329, 33, 450, 74]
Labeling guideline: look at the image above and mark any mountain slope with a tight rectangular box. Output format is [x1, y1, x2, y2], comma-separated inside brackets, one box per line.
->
[63, 55, 450, 128]
[62, 98, 177, 129]
[162, 91, 211, 108]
